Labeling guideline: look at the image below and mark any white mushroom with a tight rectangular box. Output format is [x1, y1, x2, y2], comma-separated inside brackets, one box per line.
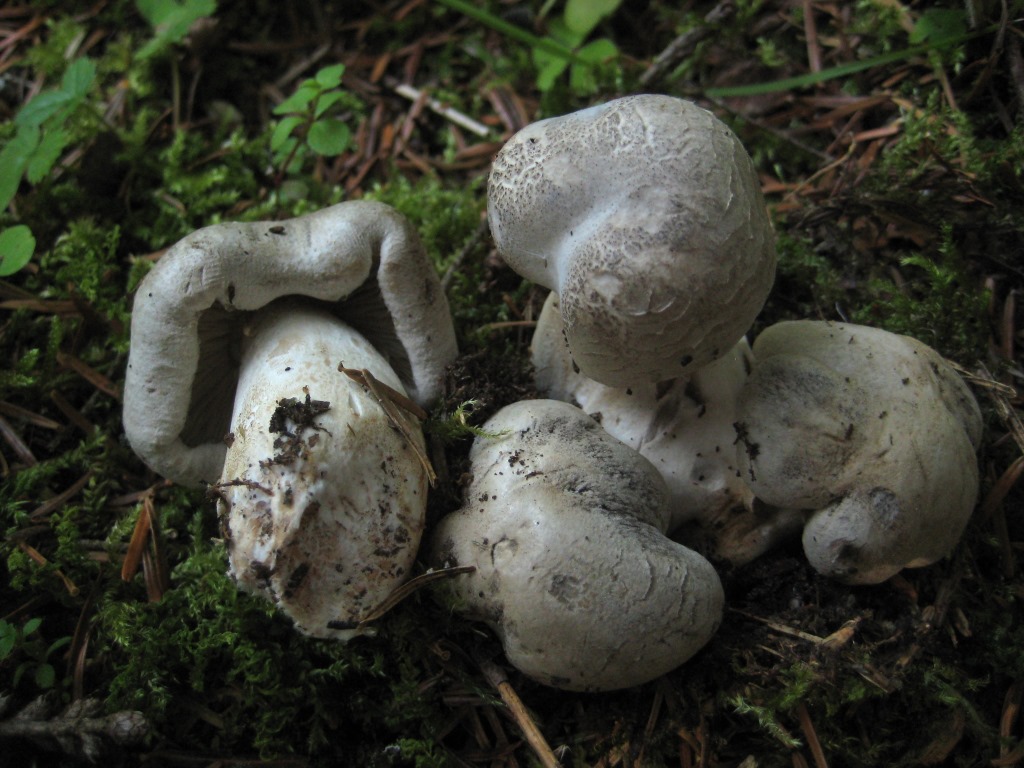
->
[734, 321, 983, 584]
[429, 399, 723, 691]
[488, 94, 776, 386]
[123, 201, 457, 638]
[123, 200, 455, 487]
[532, 292, 754, 533]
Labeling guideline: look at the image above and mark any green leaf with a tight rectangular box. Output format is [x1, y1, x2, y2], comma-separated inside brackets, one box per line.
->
[315, 63, 345, 89]
[534, 52, 569, 92]
[564, 0, 622, 36]
[0, 621, 15, 659]
[306, 119, 351, 156]
[61, 57, 97, 100]
[34, 663, 56, 689]
[15, 91, 74, 129]
[0, 128, 37, 209]
[273, 83, 320, 115]
[136, 0, 217, 59]
[26, 128, 70, 184]
[576, 37, 618, 63]
[22, 617, 42, 636]
[47, 637, 72, 656]
[0, 226, 37, 277]
[569, 40, 617, 95]
[270, 115, 304, 153]
[910, 8, 968, 45]
[313, 90, 348, 119]
[532, 19, 579, 92]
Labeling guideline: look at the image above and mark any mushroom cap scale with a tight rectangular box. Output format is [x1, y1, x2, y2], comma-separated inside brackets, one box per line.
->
[736, 321, 983, 583]
[218, 303, 427, 640]
[488, 94, 776, 386]
[429, 399, 723, 691]
[123, 200, 456, 486]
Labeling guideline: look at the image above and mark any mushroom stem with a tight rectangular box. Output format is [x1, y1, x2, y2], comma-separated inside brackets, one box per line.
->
[216, 302, 428, 639]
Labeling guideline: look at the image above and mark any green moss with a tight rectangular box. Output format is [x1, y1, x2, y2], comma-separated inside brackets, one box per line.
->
[99, 513, 376, 756]
[365, 174, 484, 273]
[852, 226, 989, 361]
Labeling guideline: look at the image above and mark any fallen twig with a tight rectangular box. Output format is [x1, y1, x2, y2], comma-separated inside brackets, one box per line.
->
[479, 660, 561, 768]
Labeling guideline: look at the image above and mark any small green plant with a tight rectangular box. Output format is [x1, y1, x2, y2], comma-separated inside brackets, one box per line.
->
[427, 400, 506, 442]
[271, 63, 363, 176]
[853, 226, 989, 362]
[435, 0, 621, 96]
[0, 57, 96, 276]
[0, 617, 71, 690]
[532, 0, 623, 94]
[135, 0, 218, 60]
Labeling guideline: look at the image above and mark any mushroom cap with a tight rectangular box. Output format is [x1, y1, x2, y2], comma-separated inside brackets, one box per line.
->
[735, 321, 983, 583]
[532, 291, 754, 532]
[218, 303, 427, 640]
[123, 200, 456, 486]
[429, 399, 723, 691]
[488, 94, 776, 386]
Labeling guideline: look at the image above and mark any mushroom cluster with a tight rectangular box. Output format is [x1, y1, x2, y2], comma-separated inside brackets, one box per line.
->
[123, 94, 984, 691]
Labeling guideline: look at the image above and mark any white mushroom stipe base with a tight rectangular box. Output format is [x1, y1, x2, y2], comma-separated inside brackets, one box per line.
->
[488, 94, 776, 386]
[217, 303, 427, 640]
[735, 321, 983, 584]
[532, 292, 754, 534]
[429, 399, 724, 692]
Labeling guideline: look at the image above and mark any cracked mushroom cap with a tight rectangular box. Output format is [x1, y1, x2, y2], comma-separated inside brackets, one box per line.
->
[487, 94, 776, 386]
[735, 321, 983, 584]
[428, 399, 723, 691]
[123, 201, 456, 486]
[532, 292, 754, 532]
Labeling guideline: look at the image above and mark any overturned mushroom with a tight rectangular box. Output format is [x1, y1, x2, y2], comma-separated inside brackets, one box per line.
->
[123, 201, 457, 637]
[488, 94, 776, 386]
[734, 321, 983, 584]
[532, 292, 754, 534]
[429, 399, 723, 691]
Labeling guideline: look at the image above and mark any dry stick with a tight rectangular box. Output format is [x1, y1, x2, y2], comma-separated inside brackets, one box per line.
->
[50, 389, 95, 435]
[352, 565, 475, 627]
[992, 741, 1024, 768]
[1000, 679, 1023, 756]
[728, 608, 829, 645]
[0, 400, 61, 430]
[802, 0, 823, 74]
[69, 572, 103, 701]
[31, 471, 93, 520]
[121, 495, 151, 583]
[339, 364, 436, 485]
[796, 703, 829, 768]
[17, 541, 79, 596]
[55, 352, 121, 400]
[0, 412, 36, 465]
[388, 78, 491, 137]
[272, 41, 331, 91]
[479, 660, 561, 768]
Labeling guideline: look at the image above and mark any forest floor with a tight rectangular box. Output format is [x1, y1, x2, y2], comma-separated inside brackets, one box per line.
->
[1, 2, 1023, 767]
